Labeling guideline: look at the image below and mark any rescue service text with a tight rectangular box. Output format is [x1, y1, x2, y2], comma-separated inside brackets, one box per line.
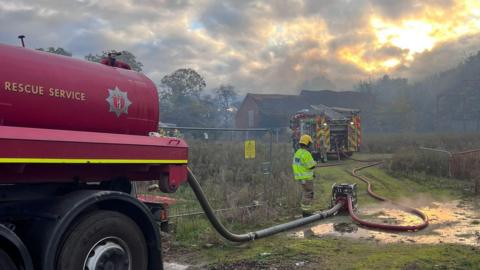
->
[4, 81, 87, 101]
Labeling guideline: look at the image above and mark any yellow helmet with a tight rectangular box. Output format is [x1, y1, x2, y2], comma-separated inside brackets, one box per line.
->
[299, 134, 313, 146]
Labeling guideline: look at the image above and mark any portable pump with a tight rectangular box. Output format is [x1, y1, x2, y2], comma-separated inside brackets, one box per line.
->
[331, 183, 358, 211]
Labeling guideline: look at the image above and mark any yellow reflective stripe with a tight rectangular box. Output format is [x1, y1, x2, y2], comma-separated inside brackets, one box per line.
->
[294, 172, 314, 180]
[294, 172, 313, 177]
[0, 158, 188, 164]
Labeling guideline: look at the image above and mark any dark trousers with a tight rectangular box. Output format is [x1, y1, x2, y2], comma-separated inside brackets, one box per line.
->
[300, 180, 314, 213]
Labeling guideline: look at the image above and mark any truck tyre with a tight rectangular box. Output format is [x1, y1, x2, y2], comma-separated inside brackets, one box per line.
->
[57, 210, 148, 270]
[0, 249, 17, 270]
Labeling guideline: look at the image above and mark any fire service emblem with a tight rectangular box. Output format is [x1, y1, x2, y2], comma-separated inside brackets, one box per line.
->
[106, 86, 132, 117]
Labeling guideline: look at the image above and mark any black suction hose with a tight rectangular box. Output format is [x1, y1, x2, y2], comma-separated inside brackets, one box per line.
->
[253, 203, 343, 239]
[187, 167, 254, 242]
[187, 167, 343, 242]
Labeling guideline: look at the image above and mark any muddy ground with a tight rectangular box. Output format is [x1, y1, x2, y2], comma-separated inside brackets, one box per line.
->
[163, 160, 480, 270]
[164, 200, 480, 269]
[292, 199, 480, 246]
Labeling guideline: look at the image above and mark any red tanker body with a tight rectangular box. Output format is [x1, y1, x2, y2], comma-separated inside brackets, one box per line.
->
[0, 125, 188, 184]
[0, 43, 159, 135]
[0, 43, 186, 270]
[0, 44, 187, 186]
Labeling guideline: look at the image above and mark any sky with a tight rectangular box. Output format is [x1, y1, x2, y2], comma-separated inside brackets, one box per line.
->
[1, 0, 480, 94]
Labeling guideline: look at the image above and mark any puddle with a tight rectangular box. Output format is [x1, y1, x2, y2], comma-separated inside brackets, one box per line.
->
[164, 262, 191, 270]
[291, 199, 480, 246]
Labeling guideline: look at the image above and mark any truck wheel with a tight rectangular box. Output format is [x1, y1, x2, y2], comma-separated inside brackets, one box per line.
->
[57, 210, 148, 270]
[0, 249, 17, 270]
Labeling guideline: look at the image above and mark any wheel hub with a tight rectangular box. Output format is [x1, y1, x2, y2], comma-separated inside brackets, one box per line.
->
[84, 237, 131, 270]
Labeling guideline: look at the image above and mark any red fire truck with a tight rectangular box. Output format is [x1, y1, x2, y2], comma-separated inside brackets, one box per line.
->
[290, 104, 361, 162]
[0, 43, 187, 270]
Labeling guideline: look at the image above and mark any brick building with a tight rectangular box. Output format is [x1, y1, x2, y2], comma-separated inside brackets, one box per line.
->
[235, 90, 373, 128]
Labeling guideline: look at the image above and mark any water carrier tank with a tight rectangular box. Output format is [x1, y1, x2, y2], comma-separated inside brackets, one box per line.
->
[0, 44, 159, 135]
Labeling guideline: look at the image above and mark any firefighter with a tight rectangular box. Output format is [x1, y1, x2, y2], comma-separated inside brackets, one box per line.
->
[172, 128, 183, 138]
[292, 134, 317, 217]
[100, 51, 132, 70]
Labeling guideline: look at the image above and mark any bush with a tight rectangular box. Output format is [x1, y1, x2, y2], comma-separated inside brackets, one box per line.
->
[164, 141, 300, 243]
[362, 133, 480, 153]
[388, 148, 450, 177]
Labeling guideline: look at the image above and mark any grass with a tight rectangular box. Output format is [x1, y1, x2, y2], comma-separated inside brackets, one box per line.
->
[388, 148, 451, 177]
[165, 156, 478, 269]
[159, 137, 479, 269]
[162, 142, 299, 245]
[312, 160, 468, 209]
[196, 236, 480, 270]
[166, 150, 404, 245]
[362, 133, 480, 184]
[362, 132, 480, 153]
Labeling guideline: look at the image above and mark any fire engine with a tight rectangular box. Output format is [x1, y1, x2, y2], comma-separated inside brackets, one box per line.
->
[0, 43, 187, 270]
[290, 104, 361, 162]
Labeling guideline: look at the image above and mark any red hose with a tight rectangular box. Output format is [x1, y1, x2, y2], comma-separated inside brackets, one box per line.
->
[349, 162, 429, 231]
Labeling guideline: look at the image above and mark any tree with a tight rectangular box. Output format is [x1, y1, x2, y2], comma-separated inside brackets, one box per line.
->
[36, 47, 72, 57]
[84, 50, 144, 72]
[214, 84, 237, 127]
[84, 53, 101, 62]
[159, 68, 213, 126]
[353, 75, 416, 132]
[354, 80, 373, 93]
[160, 68, 206, 98]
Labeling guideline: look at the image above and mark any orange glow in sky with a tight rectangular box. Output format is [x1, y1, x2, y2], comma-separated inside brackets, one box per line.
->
[338, 0, 480, 73]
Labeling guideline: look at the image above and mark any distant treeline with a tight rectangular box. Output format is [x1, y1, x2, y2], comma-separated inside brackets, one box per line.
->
[356, 51, 480, 133]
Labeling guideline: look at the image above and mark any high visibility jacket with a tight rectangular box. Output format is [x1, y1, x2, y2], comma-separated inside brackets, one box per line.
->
[292, 148, 317, 181]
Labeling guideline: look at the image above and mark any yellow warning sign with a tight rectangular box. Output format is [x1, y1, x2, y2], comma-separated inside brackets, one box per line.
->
[244, 140, 256, 159]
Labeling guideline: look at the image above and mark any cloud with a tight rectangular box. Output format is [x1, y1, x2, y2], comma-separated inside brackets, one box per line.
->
[1, 0, 480, 94]
[398, 33, 480, 81]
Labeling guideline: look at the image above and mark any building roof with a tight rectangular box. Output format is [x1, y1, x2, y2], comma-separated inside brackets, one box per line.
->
[248, 94, 308, 115]
[244, 90, 372, 114]
[236, 90, 373, 127]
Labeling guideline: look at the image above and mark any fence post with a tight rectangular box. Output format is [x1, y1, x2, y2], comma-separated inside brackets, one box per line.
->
[419, 147, 453, 177]
[447, 156, 452, 178]
[475, 176, 479, 195]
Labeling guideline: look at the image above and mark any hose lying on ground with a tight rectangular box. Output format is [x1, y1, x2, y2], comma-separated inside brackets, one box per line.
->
[187, 167, 344, 242]
[187, 154, 428, 239]
[349, 162, 429, 231]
